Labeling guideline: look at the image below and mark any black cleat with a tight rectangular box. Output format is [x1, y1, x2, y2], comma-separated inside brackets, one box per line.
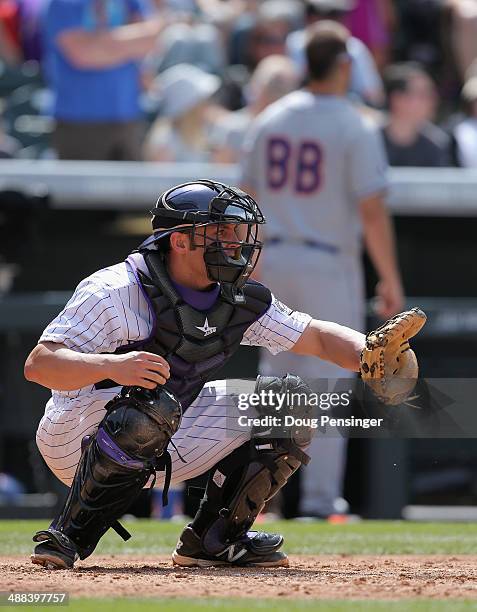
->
[31, 529, 79, 570]
[172, 525, 289, 568]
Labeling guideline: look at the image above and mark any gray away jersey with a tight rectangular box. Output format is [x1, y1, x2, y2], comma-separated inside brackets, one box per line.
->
[241, 91, 388, 257]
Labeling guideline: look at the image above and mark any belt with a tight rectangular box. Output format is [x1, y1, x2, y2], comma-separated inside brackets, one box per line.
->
[267, 237, 340, 254]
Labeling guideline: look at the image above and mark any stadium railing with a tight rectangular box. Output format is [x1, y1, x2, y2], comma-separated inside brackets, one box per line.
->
[1, 161, 477, 214]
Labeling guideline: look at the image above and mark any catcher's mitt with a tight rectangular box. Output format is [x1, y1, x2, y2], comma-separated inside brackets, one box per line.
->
[360, 307, 427, 405]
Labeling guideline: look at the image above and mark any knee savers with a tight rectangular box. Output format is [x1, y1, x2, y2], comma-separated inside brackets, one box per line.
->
[253, 373, 315, 449]
[53, 387, 182, 559]
[102, 386, 182, 460]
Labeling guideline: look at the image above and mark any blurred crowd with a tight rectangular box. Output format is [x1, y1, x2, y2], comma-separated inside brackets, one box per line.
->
[1, 0, 477, 167]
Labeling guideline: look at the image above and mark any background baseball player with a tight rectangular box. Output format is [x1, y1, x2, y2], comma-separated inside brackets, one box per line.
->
[241, 21, 404, 518]
[24, 180, 367, 570]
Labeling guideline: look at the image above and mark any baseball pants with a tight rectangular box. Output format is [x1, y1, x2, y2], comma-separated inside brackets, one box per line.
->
[36, 380, 257, 489]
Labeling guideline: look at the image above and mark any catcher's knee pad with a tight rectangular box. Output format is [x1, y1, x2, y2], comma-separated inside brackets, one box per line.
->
[253, 373, 315, 449]
[102, 385, 182, 459]
[49, 387, 182, 559]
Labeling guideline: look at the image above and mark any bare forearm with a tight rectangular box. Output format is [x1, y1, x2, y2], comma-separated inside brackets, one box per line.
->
[25, 342, 170, 391]
[361, 198, 401, 283]
[314, 321, 364, 371]
[24, 345, 113, 391]
[292, 320, 365, 371]
[58, 19, 163, 69]
[110, 20, 163, 58]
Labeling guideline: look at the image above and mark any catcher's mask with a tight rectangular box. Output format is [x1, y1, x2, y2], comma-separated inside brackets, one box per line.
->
[138, 180, 265, 304]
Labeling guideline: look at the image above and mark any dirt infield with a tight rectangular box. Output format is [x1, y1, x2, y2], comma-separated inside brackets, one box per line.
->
[1, 555, 476, 600]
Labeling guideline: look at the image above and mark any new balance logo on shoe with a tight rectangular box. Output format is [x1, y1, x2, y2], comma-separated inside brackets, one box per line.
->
[218, 544, 248, 563]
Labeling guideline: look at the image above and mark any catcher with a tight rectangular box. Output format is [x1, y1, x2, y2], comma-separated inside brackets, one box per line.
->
[24, 180, 425, 570]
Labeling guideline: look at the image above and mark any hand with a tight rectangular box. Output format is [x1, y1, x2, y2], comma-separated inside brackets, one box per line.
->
[143, 15, 168, 35]
[374, 278, 405, 319]
[107, 351, 170, 389]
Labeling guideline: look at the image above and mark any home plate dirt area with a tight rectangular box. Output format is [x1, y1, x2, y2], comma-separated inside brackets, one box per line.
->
[1, 554, 477, 600]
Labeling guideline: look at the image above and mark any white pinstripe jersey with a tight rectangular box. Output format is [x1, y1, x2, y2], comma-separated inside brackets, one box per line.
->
[39, 261, 312, 409]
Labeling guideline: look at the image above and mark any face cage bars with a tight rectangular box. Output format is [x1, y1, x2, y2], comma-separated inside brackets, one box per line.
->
[188, 189, 264, 281]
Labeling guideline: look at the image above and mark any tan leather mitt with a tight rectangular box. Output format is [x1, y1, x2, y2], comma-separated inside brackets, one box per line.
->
[360, 308, 427, 405]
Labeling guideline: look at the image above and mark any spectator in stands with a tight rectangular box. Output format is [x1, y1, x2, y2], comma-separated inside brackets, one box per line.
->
[196, 0, 248, 27]
[145, 0, 226, 75]
[213, 55, 300, 163]
[145, 19, 225, 75]
[17, 0, 48, 62]
[0, 0, 22, 64]
[239, 0, 302, 70]
[393, 0, 455, 106]
[227, 0, 262, 66]
[447, 0, 477, 81]
[143, 63, 221, 162]
[42, 0, 165, 160]
[452, 76, 477, 167]
[343, 0, 395, 71]
[286, 0, 384, 106]
[381, 62, 451, 167]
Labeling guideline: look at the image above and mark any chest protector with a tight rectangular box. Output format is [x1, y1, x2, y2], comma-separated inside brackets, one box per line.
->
[98, 251, 272, 411]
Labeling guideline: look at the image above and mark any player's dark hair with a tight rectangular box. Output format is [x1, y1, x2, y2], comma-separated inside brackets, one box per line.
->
[157, 229, 193, 255]
[305, 20, 350, 81]
[383, 62, 430, 100]
[157, 236, 171, 254]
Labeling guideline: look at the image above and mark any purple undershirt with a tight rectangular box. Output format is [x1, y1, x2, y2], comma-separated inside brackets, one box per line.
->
[170, 278, 220, 311]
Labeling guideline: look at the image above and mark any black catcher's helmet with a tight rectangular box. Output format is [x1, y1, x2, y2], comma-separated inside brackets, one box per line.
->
[139, 180, 265, 304]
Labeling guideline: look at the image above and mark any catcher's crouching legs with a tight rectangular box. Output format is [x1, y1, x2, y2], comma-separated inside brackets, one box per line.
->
[31, 387, 182, 569]
[173, 374, 312, 568]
